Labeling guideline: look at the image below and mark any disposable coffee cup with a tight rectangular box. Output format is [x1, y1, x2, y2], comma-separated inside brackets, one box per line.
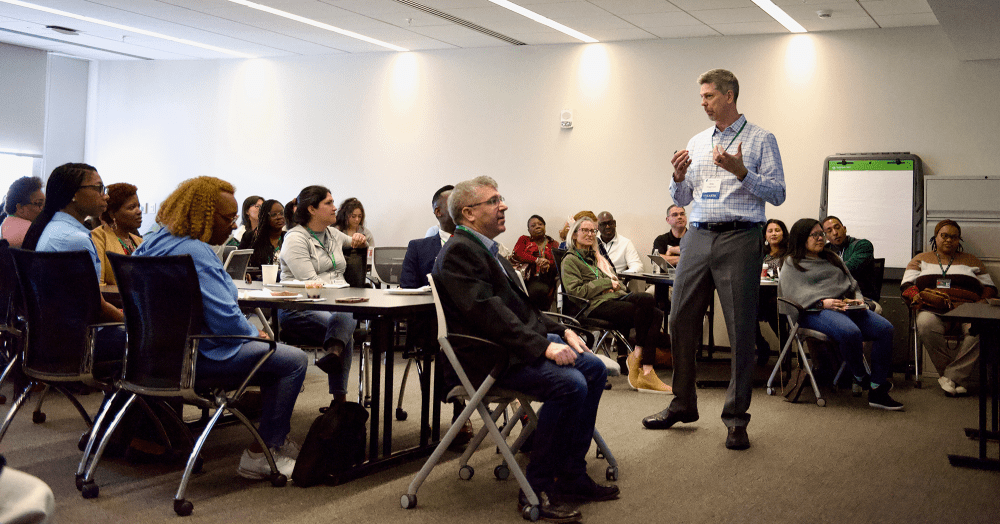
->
[261, 264, 279, 286]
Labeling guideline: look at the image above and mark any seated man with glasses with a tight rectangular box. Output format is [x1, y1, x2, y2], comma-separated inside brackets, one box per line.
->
[433, 176, 617, 522]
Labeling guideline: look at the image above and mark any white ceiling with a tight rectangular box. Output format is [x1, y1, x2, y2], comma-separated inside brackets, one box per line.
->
[0, 0, 968, 61]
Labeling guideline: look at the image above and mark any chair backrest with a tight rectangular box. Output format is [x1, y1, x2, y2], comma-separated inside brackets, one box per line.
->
[215, 244, 236, 263]
[108, 253, 203, 392]
[9, 249, 102, 378]
[0, 240, 20, 327]
[372, 246, 407, 286]
[428, 274, 480, 394]
[223, 249, 253, 280]
[870, 258, 885, 303]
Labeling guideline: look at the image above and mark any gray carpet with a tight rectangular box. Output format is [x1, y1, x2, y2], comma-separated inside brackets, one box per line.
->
[3, 356, 998, 524]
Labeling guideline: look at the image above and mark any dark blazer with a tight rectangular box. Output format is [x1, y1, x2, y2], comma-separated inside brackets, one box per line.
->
[432, 228, 564, 385]
[400, 234, 442, 289]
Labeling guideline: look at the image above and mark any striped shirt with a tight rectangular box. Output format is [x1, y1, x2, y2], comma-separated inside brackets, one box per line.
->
[670, 115, 786, 223]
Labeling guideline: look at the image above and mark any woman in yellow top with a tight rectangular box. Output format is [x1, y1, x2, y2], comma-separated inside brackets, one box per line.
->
[91, 182, 143, 285]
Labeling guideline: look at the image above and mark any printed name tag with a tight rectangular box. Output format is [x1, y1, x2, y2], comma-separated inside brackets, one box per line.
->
[936, 278, 951, 289]
[703, 178, 722, 200]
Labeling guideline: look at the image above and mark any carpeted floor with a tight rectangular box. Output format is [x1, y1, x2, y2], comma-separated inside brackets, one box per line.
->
[2, 355, 998, 524]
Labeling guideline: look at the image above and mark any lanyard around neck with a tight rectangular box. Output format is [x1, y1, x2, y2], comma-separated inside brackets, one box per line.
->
[306, 227, 336, 270]
[714, 119, 747, 153]
[573, 250, 602, 280]
[934, 251, 953, 276]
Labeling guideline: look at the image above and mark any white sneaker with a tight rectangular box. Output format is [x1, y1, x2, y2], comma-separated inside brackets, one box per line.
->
[276, 438, 300, 460]
[237, 449, 296, 479]
[938, 376, 957, 395]
[955, 385, 968, 395]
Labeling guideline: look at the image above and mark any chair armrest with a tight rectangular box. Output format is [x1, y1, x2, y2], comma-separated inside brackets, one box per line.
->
[188, 335, 277, 398]
[445, 333, 512, 379]
[543, 312, 582, 327]
[90, 322, 125, 329]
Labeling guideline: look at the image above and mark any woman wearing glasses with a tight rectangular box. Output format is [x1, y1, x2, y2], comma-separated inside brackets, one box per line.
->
[901, 219, 996, 396]
[280, 186, 366, 404]
[91, 183, 143, 286]
[779, 218, 901, 410]
[561, 217, 671, 394]
[1, 176, 45, 248]
[21, 163, 125, 370]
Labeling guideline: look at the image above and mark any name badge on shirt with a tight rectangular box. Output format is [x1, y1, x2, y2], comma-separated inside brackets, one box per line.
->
[702, 178, 722, 200]
[936, 278, 951, 289]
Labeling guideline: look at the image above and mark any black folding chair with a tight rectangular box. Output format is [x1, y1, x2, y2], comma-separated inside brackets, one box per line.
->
[0, 240, 25, 405]
[77, 253, 285, 516]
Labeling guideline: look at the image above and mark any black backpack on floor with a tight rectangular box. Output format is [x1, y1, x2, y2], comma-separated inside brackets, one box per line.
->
[292, 401, 368, 487]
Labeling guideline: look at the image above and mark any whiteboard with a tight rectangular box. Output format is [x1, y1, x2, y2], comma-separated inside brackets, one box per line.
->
[821, 156, 923, 273]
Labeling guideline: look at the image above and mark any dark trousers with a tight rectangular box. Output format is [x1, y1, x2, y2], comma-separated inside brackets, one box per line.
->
[588, 292, 664, 366]
[667, 226, 762, 428]
[497, 342, 606, 490]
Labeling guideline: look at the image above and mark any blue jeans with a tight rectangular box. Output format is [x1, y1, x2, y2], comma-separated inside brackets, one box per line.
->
[195, 340, 308, 449]
[496, 334, 607, 490]
[798, 308, 894, 385]
[277, 309, 355, 395]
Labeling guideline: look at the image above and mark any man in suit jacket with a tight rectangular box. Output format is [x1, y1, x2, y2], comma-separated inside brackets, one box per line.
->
[433, 176, 617, 520]
[400, 186, 454, 289]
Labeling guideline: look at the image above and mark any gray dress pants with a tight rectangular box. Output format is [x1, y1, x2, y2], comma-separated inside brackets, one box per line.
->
[666, 225, 763, 428]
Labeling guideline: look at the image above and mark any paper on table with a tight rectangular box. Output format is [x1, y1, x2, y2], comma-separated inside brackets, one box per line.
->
[386, 286, 431, 295]
[278, 280, 349, 289]
[240, 290, 303, 300]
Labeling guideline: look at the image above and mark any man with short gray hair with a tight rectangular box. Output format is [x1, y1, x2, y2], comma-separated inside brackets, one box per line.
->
[642, 68, 786, 452]
[434, 176, 616, 520]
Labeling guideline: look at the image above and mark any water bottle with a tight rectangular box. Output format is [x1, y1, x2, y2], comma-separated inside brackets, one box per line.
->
[652, 250, 661, 274]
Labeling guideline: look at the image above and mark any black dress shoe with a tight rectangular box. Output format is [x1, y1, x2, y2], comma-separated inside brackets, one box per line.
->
[518, 490, 581, 523]
[642, 408, 698, 429]
[315, 350, 344, 376]
[725, 426, 750, 450]
[554, 474, 620, 502]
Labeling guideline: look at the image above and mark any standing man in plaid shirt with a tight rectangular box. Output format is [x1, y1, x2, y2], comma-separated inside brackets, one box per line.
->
[642, 69, 786, 451]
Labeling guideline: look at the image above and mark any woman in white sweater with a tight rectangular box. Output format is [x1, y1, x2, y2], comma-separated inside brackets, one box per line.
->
[780, 218, 901, 411]
[279, 185, 366, 403]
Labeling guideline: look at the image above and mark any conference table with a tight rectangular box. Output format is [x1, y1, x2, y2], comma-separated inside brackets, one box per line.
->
[103, 281, 440, 481]
[943, 302, 1000, 471]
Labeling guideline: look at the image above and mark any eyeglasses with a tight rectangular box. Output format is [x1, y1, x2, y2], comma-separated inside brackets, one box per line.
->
[219, 213, 238, 226]
[467, 195, 505, 209]
[269, 211, 285, 219]
[579, 228, 598, 235]
[80, 183, 106, 195]
[27, 199, 45, 208]
[809, 232, 826, 240]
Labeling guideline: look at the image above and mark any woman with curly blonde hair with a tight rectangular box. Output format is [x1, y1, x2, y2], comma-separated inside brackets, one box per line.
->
[135, 176, 307, 479]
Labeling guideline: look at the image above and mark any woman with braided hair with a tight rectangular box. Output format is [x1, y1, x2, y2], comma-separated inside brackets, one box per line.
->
[135, 176, 307, 479]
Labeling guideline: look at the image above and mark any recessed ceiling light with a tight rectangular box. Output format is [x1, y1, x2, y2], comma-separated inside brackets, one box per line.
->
[0, 0, 255, 57]
[225, 0, 408, 52]
[752, 0, 807, 33]
[487, 0, 598, 43]
[46, 25, 78, 36]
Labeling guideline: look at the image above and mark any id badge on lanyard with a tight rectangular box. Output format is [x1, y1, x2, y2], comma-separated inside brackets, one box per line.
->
[936, 278, 951, 289]
[703, 177, 722, 200]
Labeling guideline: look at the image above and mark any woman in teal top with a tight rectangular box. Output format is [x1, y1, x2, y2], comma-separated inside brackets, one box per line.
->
[561, 217, 670, 394]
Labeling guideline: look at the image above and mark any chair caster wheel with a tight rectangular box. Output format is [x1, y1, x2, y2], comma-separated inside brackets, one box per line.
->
[766, 387, 775, 396]
[363, 398, 371, 409]
[522, 505, 540, 521]
[494, 464, 509, 480]
[32, 411, 45, 424]
[395, 408, 407, 421]
[817, 398, 827, 407]
[914, 380, 923, 389]
[81, 481, 99, 499]
[400, 494, 417, 509]
[606, 466, 619, 481]
[174, 499, 193, 516]
[270, 474, 287, 487]
[75, 474, 85, 490]
[459, 465, 474, 480]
